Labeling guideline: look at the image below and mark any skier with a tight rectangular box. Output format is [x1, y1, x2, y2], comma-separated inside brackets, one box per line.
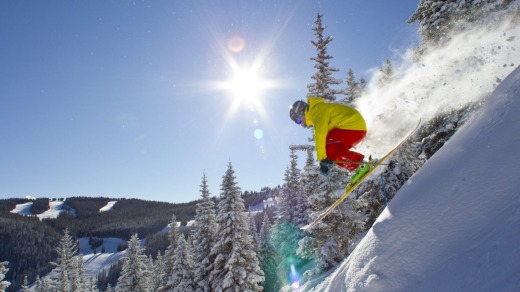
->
[290, 96, 369, 180]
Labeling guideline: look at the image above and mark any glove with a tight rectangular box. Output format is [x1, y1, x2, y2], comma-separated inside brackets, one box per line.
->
[319, 159, 334, 176]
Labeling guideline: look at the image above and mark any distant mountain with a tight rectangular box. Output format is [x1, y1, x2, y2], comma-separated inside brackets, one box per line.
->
[0, 189, 275, 291]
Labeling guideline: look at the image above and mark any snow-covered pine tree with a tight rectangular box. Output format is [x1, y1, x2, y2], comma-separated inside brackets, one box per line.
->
[207, 162, 264, 291]
[302, 163, 359, 273]
[258, 210, 280, 292]
[35, 275, 44, 292]
[359, 77, 367, 94]
[70, 254, 88, 292]
[50, 228, 78, 292]
[191, 173, 218, 292]
[166, 235, 195, 292]
[408, 0, 516, 45]
[296, 150, 320, 267]
[150, 251, 166, 291]
[88, 275, 100, 292]
[38, 276, 50, 292]
[248, 213, 260, 255]
[268, 219, 303, 287]
[342, 69, 361, 104]
[20, 275, 29, 292]
[163, 213, 180, 284]
[116, 234, 150, 292]
[298, 149, 319, 225]
[278, 149, 302, 224]
[0, 261, 10, 291]
[377, 59, 395, 88]
[308, 13, 343, 101]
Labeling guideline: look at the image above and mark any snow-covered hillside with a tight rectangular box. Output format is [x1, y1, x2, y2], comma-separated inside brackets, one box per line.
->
[313, 66, 520, 291]
[99, 201, 117, 212]
[10, 200, 74, 220]
[78, 238, 127, 276]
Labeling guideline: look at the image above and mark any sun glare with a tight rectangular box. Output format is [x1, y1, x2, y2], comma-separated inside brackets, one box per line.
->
[229, 67, 264, 104]
[209, 33, 283, 130]
[216, 59, 273, 116]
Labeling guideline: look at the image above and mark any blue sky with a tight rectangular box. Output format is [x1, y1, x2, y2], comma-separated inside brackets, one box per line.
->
[0, 1, 419, 203]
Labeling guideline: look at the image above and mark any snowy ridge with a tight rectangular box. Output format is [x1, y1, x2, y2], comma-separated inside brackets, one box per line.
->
[314, 67, 520, 291]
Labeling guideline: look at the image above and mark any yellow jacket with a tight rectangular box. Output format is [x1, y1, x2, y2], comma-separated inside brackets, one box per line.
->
[304, 96, 367, 161]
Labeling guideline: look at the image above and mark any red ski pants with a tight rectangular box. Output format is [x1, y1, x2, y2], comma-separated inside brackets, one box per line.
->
[326, 128, 366, 172]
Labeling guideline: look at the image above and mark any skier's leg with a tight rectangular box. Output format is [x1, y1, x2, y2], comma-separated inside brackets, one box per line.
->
[326, 129, 366, 171]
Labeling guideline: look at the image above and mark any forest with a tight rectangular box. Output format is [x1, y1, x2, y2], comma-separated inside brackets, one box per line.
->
[1, 1, 518, 291]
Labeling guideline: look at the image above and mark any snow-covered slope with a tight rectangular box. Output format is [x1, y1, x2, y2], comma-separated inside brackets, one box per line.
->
[99, 200, 117, 212]
[10, 200, 74, 220]
[78, 237, 127, 276]
[9, 202, 33, 216]
[316, 66, 520, 291]
[36, 200, 71, 220]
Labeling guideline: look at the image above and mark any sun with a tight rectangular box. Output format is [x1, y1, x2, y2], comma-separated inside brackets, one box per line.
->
[219, 62, 271, 114]
[228, 66, 264, 105]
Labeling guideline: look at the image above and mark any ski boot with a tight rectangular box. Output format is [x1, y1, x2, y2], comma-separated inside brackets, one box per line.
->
[349, 157, 373, 185]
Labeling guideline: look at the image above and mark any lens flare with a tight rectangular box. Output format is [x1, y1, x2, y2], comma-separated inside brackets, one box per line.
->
[289, 263, 301, 290]
[254, 129, 263, 139]
[227, 35, 245, 53]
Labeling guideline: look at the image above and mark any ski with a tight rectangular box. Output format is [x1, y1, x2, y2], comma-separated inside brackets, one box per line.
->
[301, 119, 422, 231]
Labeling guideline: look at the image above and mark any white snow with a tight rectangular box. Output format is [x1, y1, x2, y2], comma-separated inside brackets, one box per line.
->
[10, 199, 73, 220]
[36, 200, 69, 220]
[78, 237, 128, 276]
[10, 202, 33, 215]
[313, 66, 520, 291]
[161, 220, 195, 232]
[249, 197, 276, 213]
[99, 201, 117, 212]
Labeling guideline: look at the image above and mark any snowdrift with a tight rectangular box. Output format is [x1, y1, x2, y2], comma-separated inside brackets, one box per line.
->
[316, 66, 520, 291]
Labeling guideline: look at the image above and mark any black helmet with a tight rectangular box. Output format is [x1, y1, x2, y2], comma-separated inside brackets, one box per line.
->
[289, 100, 308, 124]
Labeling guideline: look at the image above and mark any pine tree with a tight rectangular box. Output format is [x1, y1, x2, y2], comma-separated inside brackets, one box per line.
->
[51, 228, 78, 292]
[268, 219, 303, 287]
[163, 213, 180, 284]
[296, 150, 321, 266]
[303, 164, 357, 273]
[166, 235, 194, 292]
[20, 275, 29, 292]
[408, 0, 514, 44]
[343, 69, 361, 104]
[378, 59, 395, 88]
[35, 275, 42, 292]
[207, 162, 264, 291]
[359, 77, 367, 94]
[248, 213, 260, 254]
[150, 251, 166, 291]
[116, 234, 150, 292]
[71, 254, 88, 292]
[258, 211, 280, 292]
[0, 262, 10, 291]
[278, 149, 302, 224]
[308, 13, 343, 101]
[191, 174, 218, 292]
[34, 276, 51, 292]
[88, 275, 99, 292]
